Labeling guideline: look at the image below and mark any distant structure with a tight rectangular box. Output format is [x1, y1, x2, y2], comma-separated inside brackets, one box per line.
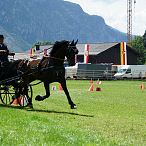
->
[127, 0, 136, 45]
[13, 42, 139, 65]
[76, 43, 139, 65]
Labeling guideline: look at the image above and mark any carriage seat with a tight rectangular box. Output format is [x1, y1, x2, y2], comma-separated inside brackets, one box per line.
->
[0, 51, 15, 77]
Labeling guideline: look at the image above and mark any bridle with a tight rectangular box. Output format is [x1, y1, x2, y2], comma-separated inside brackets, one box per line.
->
[66, 43, 78, 58]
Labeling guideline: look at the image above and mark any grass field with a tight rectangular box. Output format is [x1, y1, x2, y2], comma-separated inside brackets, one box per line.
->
[0, 80, 146, 146]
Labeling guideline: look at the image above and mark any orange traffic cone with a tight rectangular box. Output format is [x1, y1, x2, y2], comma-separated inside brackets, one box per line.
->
[59, 84, 63, 91]
[89, 79, 93, 84]
[96, 87, 101, 91]
[140, 82, 145, 91]
[96, 79, 102, 85]
[96, 79, 102, 91]
[88, 83, 94, 92]
[11, 98, 20, 106]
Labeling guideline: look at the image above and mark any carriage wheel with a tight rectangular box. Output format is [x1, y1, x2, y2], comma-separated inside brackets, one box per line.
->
[18, 85, 33, 107]
[0, 85, 16, 105]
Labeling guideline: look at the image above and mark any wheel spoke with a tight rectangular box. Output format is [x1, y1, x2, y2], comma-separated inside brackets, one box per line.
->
[0, 84, 33, 107]
[0, 85, 15, 105]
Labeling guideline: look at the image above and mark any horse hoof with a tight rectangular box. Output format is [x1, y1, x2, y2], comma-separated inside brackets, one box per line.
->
[35, 95, 47, 101]
[71, 104, 77, 109]
[35, 95, 43, 101]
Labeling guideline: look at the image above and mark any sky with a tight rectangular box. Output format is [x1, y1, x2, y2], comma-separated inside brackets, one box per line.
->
[65, 0, 146, 36]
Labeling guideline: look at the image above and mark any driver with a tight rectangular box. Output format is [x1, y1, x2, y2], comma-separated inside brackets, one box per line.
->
[0, 35, 15, 80]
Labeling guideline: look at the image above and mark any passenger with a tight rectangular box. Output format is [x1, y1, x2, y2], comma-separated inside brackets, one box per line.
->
[0, 34, 9, 64]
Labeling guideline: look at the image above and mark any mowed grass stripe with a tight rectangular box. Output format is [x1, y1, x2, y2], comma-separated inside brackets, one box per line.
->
[0, 80, 146, 145]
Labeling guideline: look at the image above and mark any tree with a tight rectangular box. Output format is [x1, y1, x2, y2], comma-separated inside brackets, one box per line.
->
[32, 41, 53, 48]
[132, 36, 146, 64]
[143, 30, 146, 49]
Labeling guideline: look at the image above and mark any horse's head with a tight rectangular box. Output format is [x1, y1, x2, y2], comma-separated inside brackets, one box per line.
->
[66, 40, 79, 66]
[49, 40, 78, 66]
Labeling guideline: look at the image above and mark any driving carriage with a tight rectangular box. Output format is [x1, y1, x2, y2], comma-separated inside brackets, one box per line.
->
[0, 40, 79, 109]
[0, 54, 33, 107]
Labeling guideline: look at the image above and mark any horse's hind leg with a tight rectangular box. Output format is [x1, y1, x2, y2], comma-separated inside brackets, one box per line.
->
[60, 78, 77, 109]
[35, 81, 50, 101]
[23, 85, 33, 108]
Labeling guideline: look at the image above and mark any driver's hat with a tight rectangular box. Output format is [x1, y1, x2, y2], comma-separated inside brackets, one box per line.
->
[0, 35, 4, 39]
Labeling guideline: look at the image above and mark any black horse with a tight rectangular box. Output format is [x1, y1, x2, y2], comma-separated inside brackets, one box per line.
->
[18, 40, 79, 109]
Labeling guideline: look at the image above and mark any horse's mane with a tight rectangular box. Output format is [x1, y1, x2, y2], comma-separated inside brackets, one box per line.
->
[49, 40, 69, 55]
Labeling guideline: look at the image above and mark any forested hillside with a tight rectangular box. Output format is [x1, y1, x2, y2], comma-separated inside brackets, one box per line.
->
[0, 0, 127, 52]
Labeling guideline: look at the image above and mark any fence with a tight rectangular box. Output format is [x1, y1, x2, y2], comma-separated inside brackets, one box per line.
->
[65, 69, 115, 80]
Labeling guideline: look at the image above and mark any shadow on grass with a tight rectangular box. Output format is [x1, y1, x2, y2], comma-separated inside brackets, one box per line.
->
[0, 103, 94, 118]
[0, 103, 24, 109]
[27, 108, 94, 117]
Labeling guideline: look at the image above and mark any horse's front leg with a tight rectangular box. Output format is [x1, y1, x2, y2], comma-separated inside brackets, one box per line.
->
[60, 78, 77, 109]
[35, 81, 50, 101]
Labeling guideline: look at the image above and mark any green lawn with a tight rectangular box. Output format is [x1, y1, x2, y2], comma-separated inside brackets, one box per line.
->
[0, 80, 146, 146]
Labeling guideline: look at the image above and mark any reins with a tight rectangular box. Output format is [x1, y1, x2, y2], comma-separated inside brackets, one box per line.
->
[22, 65, 64, 87]
[39, 46, 65, 61]
[44, 55, 65, 61]
[39, 46, 53, 53]
[39, 43, 76, 61]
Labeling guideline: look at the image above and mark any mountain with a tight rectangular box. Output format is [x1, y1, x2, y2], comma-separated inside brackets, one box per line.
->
[0, 0, 127, 52]
[0, 26, 30, 52]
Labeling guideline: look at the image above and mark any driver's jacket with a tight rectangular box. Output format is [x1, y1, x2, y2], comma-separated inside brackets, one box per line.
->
[0, 43, 9, 63]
